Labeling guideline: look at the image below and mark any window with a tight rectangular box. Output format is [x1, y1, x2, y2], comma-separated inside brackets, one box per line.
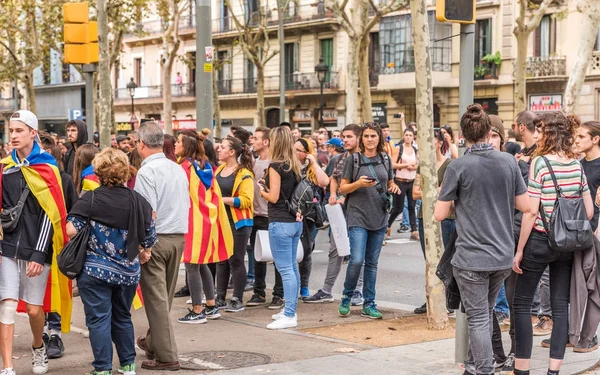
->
[134, 58, 142, 86]
[320, 38, 333, 82]
[534, 15, 556, 57]
[380, 12, 451, 73]
[245, 0, 259, 26]
[368, 32, 380, 86]
[244, 58, 256, 93]
[216, 51, 231, 94]
[474, 19, 491, 65]
[220, 0, 230, 32]
[113, 62, 120, 88]
[595, 28, 600, 51]
[284, 42, 299, 88]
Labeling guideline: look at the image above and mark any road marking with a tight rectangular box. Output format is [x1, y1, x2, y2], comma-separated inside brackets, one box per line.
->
[385, 239, 412, 245]
[178, 356, 226, 370]
[312, 250, 324, 254]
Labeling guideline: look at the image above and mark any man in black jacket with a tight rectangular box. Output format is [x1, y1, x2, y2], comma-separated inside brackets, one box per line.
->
[63, 119, 88, 177]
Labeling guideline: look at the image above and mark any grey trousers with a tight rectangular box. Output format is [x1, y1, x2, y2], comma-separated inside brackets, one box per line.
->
[185, 263, 215, 306]
[322, 231, 363, 295]
[454, 267, 512, 375]
[140, 234, 185, 363]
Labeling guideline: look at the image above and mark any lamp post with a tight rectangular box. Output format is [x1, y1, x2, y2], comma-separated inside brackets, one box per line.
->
[315, 57, 329, 129]
[126, 77, 137, 123]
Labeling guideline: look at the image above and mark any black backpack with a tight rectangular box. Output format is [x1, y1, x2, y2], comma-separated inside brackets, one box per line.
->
[539, 156, 593, 252]
[283, 175, 315, 217]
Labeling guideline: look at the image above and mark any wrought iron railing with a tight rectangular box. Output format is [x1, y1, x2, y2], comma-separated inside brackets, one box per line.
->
[114, 83, 195, 100]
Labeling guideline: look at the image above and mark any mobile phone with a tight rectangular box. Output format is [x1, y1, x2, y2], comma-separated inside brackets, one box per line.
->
[258, 180, 270, 192]
[365, 177, 376, 182]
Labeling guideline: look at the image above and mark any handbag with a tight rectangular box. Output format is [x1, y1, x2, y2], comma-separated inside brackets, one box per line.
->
[57, 191, 95, 279]
[0, 186, 30, 232]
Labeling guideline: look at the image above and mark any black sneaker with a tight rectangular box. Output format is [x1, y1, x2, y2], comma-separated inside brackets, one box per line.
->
[500, 353, 514, 372]
[174, 285, 190, 298]
[215, 296, 227, 310]
[47, 334, 64, 359]
[224, 297, 245, 313]
[397, 224, 410, 233]
[414, 303, 427, 314]
[246, 294, 266, 306]
[304, 290, 334, 303]
[493, 354, 506, 371]
[574, 335, 599, 353]
[268, 296, 284, 310]
[177, 309, 207, 324]
[204, 305, 221, 320]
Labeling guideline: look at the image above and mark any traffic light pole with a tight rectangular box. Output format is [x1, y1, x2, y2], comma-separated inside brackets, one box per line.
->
[196, 0, 213, 140]
[83, 64, 97, 143]
[455, 22, 475, 365]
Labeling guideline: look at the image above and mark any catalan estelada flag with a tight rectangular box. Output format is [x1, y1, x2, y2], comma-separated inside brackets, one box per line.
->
[181, 159, 233, 264]
[1, 143, 72, 333]
[132, 284, 144, 310]
[81, 165, 100, 192]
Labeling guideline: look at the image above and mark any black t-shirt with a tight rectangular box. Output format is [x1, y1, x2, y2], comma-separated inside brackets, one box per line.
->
[581, 157, 600, 230]
[265, 162, 298, 223]
[505, 142, 521, 156]
[216, 171, 236, 226]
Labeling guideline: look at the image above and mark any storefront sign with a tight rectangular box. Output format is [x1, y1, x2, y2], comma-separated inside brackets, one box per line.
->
[372, 103, 387, 123]
[115, 122, 134, 132]
[322, 109, 338, 122]
[529, 94, 563, 113]
[157, 119, 197, 131]
[293, 110, 312, 123]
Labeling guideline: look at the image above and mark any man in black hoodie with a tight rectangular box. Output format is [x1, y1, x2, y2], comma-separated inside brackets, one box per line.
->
[63, 119, 88, 177]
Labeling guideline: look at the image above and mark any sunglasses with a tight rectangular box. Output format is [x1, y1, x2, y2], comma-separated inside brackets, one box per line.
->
[362, 123, 380, 129]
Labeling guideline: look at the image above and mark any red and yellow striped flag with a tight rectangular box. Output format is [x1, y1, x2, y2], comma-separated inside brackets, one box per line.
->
[132, 284, 144, 310]
[81, 165, 100, 192]
[181, 159, 233, 264]
[2, 144, 72, 332]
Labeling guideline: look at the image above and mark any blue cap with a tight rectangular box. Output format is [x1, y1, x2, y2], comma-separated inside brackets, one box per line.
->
[325, 137, 343, 149]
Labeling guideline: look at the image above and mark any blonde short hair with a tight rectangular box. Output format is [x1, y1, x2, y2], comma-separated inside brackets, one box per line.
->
[92, 148, 130, 187]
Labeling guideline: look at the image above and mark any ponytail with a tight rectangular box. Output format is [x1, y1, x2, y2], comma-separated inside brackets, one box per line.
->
[225, 136, 254, 174]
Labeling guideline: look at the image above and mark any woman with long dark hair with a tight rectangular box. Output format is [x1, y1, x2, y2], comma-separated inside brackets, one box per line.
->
[338, 123, 399, 319]
[441, 125, 459, 159]
[162, 134, 177, 162]
[512, 113, 593, 375]
[73, 143, 100, 195]
[214, 136, 254, 312]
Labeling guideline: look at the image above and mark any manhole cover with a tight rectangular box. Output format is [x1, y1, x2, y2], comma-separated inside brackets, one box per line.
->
[179, 351, 271, 371]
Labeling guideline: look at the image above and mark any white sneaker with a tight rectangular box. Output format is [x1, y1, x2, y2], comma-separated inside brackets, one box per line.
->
[31, 345, 48, 374]
[267, 315, 297, 330]
[0, 368, 16, 375]
[271, 308, 285, 320]
[186, 299, 192, 304]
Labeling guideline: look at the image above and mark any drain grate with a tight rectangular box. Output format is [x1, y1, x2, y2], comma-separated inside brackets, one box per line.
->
[178, 350, 271, 371]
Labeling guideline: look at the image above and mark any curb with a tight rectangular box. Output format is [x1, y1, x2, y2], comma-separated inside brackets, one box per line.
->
[574, 358, 600, 374]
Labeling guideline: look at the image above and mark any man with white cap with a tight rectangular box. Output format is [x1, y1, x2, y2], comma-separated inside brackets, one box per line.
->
[0, 110, 70, 375]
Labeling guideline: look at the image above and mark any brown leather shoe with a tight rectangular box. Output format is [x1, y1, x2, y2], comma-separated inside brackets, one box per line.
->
[141, 360, 181, 371]
[136, 336, 155, 359]
[533, 316, 553, 336]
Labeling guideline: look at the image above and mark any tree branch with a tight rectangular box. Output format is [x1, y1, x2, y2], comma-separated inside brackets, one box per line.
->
[526, 0, 553, 31]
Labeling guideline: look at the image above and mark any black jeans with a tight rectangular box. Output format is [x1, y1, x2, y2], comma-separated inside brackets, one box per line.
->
[513, 231, 573, 361]
[217, 227, 251, 301]
[251, 216, 283, 298]
[388, 179, 416, 232]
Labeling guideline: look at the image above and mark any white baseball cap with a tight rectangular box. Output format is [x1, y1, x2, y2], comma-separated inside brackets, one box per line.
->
[10, 110, 38, 130]
[10, 110, 41, 144]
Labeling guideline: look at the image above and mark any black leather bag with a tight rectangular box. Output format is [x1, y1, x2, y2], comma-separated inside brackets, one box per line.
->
[539, 157, 593, 252]
[57, 191, 94, 279]
[0, 186, 30, 232]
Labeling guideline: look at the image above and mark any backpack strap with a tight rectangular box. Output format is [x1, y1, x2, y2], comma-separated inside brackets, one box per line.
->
[379, 153, 390, 179]
[541, 156, 563, 197]
[397, 144, 404, 164]
[352, 152, 361, 182]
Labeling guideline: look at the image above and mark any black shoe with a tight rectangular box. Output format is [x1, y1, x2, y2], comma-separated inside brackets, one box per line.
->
[414, 303, 427, 314]
[177, 309, 207, 324]
[224, 297, 245, 313]
[397, 224, 410, 233]
[574, 335, 599, 353]
[500, 353, 514, 372]
[304, 290, 334, 304]
[174, 286, 190, 298]
[47, 334, 64, 359]
[246, 294, 266, 306]
[215, 296, 227, 310]
[204, 305, 221, 320]
[268, 296, 284, 310]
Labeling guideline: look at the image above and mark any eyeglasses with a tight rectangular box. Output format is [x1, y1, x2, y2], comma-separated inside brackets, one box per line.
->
[362, 122, 380, 129]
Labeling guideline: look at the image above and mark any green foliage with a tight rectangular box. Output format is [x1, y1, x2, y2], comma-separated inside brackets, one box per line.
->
[482, 51, 501, 66]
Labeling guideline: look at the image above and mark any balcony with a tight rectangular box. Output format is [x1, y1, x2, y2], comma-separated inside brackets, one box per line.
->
[526, 56, 567, 79]
[114, 83, 195, 100]
[0, 98, 18, 112]
[216, 71, 339, 95]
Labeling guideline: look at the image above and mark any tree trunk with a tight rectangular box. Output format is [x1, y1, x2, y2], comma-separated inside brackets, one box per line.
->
[358, 33, 372, 123]
[213, 67, 222, 138]
[410, 0, 449, 331]
[346, 36, 360, 124]
[256, 65, 266, 127]
[513, 30, 529, 114]
[564, 3, 600, 113]
[97, 0, 113, 148]
[162, 63, 174, 135]
[24, 72, 36, 114]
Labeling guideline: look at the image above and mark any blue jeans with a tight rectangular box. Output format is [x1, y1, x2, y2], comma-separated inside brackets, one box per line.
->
[269, 221, 302, 318]
[495, 284, 509, 315]
[440, 218, 455, 250]
[45, 313, 61, 332]
[343, 226, 386, 305]
[77, 272, 137, 371]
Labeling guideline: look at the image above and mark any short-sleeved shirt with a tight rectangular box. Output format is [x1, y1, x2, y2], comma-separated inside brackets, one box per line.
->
[329, 153, 349, 185]
[528, 157, 589, 232]
[438, 150, 527, 271]
[342, 153, 393, 231]
[580, 157, 600, 231]
[266, 162, 298, 223]
[216, 171, 236, 225]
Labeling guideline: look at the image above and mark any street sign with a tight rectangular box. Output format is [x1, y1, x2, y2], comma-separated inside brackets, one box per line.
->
[436, 0, 476, 24]
[68, 109, 84, 121]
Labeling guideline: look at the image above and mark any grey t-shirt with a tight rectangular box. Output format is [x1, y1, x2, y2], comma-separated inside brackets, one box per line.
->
[438, 150, 527, 271]
[342, 153, 393, 231]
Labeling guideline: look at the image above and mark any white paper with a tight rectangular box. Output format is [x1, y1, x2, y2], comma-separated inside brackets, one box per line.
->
[325, 204, 351, 256]
[254, 230, 304, 263]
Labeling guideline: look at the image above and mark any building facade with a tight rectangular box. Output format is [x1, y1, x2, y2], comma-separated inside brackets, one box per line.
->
[112, 0, 600, 139]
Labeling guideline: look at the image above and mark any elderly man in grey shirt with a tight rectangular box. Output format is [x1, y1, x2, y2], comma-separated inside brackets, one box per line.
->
[133, 121, 189, 371]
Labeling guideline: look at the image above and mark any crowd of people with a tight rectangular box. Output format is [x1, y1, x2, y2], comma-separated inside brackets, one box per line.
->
[0, 104, 599, 375]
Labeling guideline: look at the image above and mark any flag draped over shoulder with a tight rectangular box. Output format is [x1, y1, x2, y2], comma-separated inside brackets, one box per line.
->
[81, 165, 100, 192]
[1, 143, 72, 332]
[181, 159, 233, 264]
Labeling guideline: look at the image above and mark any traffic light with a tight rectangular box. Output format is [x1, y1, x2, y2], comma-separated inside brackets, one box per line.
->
[436, 0, 476, 24]
[63, 3, 99, 65]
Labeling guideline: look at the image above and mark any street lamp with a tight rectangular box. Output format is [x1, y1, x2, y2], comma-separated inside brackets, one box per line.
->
[315, 57, 329, 128]
[126, 77, 137, 122]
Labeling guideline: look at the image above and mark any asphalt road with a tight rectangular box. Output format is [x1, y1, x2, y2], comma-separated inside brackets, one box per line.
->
[259, 225, 427, 310]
